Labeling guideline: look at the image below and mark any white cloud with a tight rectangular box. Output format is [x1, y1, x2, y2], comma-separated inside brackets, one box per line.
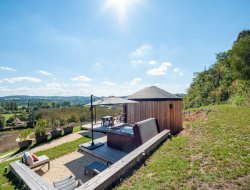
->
[0, 66, 15, 71]
[103, 80, 116, 86]
[148, 60, 157, 65]
[131, 60, 144, 67]
[129, 78, 142, 85]
[38, 70, 53, 76]
[173, 68, 183, 76]
[72, 83, 91, 87]
[132, 44, 152, 57]
[94, 62, 103, 69]
[147, 62, 172, 76]
[45, 82, 62, 88]
[1, 77, 41, 83]
[71, 75, 92, 82]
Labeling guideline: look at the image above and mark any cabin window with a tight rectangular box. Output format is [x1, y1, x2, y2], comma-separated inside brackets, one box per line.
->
[169, 104, 173, 109]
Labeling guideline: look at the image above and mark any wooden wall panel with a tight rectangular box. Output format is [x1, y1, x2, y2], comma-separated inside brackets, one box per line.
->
[126, 100, 183, 134]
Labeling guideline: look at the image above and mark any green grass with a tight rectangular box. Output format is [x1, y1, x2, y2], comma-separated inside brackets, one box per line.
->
[117, 105, 250, 190]
[2, 114, 14, 121]
[0, 136, 90, 190]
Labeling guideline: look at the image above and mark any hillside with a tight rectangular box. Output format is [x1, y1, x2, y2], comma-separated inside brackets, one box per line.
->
[117, 105, 250, 189]
[185, 30, 250, 109]
[0, 96, 90, 106]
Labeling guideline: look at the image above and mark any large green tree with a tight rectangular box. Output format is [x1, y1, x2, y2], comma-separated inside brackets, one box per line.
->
[185, 30, 250, 108]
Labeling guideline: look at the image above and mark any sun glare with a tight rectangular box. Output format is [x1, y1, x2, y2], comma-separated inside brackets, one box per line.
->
[103, 0, 141, 24]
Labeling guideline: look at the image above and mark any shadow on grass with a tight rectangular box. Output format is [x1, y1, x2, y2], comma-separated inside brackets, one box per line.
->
[5, 171, 28, 190]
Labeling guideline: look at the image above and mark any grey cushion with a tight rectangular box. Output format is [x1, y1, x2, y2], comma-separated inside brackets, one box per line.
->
[53, 175, 79, 190]
[53, 175, 75, 187]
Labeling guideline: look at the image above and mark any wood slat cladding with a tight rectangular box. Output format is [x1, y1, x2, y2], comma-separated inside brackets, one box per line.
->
[125, 100, 183, 134]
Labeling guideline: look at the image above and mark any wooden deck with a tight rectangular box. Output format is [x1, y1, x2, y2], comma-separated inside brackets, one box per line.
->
[79, 136, 127, 164]
[81, 122, 111, 133]
[78, 129, 170, 190]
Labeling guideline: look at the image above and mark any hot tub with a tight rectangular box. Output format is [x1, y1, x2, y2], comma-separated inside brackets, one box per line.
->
[107, 124, 136, 152]
[112, 124, 134, 135]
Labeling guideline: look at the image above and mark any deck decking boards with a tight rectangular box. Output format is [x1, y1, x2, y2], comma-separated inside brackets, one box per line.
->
[79, 136, 127, 164]
[78, 129, 170, 190]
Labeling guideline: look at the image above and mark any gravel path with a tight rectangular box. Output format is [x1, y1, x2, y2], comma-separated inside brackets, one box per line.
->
[33, 150, 106, 184]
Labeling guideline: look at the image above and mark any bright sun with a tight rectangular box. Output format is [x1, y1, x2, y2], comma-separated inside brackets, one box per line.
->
[103, 0, 140, 23]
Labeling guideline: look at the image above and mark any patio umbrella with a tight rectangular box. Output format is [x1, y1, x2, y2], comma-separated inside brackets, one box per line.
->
[84, 95, 138, 150]
[86, 96, 138, 106]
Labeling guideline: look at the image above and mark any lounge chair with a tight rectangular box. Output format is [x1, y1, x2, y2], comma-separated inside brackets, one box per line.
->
[53, 175, 83, 190]
[22, 152, 50, 169]
[84, 161, 109, 176]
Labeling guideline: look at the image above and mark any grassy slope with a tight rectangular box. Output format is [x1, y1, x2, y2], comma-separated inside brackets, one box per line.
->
[0, 136, 90, 190]
[117, 105, 250, 190]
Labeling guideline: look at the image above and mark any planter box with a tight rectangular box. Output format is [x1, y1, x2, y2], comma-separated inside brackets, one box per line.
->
[50, 129, 62, 139]
[63, 126, 74, 135]
[35, 134, 48, 144]
[18, 140, 32, 149]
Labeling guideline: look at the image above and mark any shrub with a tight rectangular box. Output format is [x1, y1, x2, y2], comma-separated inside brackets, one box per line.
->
[59, 118, 66, 126]
[6, 116, 15, 126]
[67, 115, 78, 123]
[35, 119, 48, 137]
[80, 115, 86, 122]
[0, 115, 5, 129]
[18, 129, 31, 141]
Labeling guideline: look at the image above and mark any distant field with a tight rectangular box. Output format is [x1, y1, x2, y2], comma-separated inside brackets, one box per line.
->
[2, 114, 14, 121]
[117, 105, 250, 190]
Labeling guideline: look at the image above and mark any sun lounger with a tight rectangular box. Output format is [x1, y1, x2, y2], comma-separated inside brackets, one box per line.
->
[53, 175, 83, 190]
[84, 161, 109, 176]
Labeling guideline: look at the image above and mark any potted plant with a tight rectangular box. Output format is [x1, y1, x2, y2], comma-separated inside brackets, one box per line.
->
[50, 120, 62, 139]
[17, 129, 32, 149]
[63, 123, 74, 135]
[35, 119, 48, 144]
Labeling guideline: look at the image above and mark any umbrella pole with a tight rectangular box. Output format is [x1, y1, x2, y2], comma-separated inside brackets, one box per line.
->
[95, 106, 97, 124]
[81, 95, 104, 150]
[91, 94, 94, 146]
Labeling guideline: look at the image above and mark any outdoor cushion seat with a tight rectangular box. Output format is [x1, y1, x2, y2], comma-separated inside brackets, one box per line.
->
[23, 152, 50, 169]
[84, 161, 108, 176]
[53, 175, 83, 190]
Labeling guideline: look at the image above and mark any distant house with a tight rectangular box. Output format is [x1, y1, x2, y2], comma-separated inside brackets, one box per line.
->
[13, 118, 26, 127]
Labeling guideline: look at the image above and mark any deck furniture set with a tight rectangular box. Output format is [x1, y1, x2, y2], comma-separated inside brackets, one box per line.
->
[9, 86, 183, 190]
[10, 117, 170, 190]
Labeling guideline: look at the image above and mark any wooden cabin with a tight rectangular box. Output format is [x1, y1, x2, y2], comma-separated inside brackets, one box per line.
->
[124, 86, 183, 134]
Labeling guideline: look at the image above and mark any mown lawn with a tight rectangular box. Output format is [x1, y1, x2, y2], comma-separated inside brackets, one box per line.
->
[0, 136, 90, 190]
[117, 105, 250, 190]
[2, 114, 14, 121]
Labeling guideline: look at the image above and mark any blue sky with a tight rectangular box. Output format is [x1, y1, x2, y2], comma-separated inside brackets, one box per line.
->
[0, 0, 250, 96]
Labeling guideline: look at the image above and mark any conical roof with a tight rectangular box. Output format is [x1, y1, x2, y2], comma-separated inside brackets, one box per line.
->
[128, 86, 182, 100]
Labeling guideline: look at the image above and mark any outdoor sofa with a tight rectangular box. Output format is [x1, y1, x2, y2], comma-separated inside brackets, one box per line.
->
[22, 151, 50, 169]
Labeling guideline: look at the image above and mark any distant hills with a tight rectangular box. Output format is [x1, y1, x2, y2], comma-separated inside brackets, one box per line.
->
[0, 93, 186, 105]
[0, 95, 90, 105]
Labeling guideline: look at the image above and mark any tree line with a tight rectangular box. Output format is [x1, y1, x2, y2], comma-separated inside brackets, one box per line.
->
[184, 30, 250, 108]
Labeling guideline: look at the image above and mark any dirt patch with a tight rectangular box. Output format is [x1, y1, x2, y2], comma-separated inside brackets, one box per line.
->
[184, 109, 209, 122]
[0, 132, 18, 153]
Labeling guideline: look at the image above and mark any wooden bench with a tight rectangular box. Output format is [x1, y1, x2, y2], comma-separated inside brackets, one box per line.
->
[10, 161, 55, 190]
